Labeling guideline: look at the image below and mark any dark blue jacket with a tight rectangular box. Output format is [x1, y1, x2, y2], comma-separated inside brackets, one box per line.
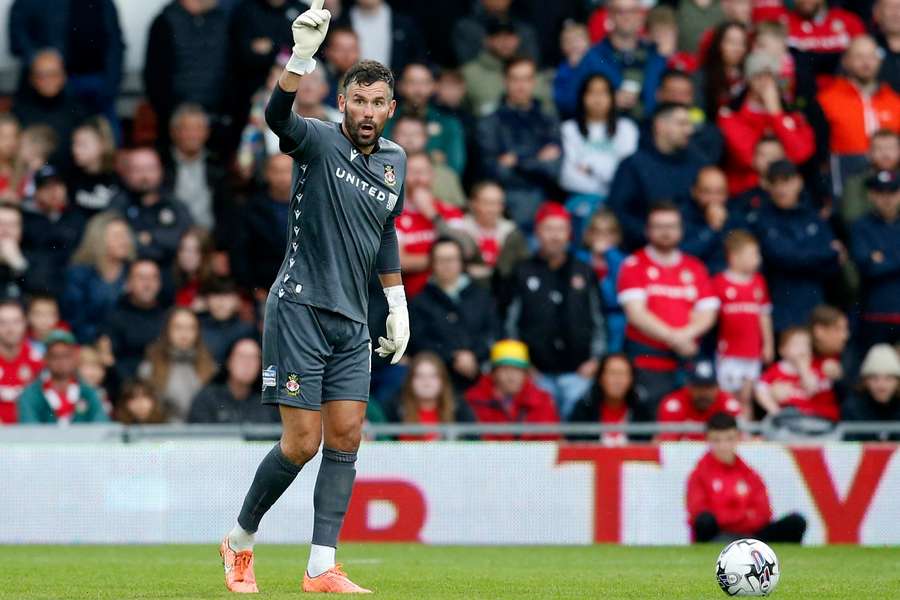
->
[62, 264, 128, 344]
[680, 201, 748, 275]
[849, 212, 900, 318]
[753, 200, 840, 331]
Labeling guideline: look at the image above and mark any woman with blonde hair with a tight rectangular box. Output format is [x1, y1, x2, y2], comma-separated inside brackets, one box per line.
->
[68, 116, 120, 215]
[139, 307, 218, 423]
[62, 212, 135, 343]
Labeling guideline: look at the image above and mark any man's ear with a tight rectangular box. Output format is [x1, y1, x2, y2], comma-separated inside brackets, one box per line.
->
[337, 93, 346, 114]
[388, 98, 397, 119]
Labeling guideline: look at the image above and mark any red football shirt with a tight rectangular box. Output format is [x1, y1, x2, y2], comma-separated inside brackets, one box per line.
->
[0, 341, 44, 423]
[600, 402, 629, 446]
[395, 200, 464, 297]
[657, 388, 743, 441]
[713, 271, 772, 360]
[757, 360, 839, 421]
[785, 8, 866, 90]
[398, 406, 441, 442]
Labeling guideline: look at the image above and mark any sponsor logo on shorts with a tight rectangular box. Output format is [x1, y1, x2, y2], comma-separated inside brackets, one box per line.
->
[262, 365, 277, 390]
[285, 373, 301, 396]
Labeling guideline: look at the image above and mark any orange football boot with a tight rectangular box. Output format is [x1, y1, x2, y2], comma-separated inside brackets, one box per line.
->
[219, 537, 259, 593]
[302, 564, 372, 594]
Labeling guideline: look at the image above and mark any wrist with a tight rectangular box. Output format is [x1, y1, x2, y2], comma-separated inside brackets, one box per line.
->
[286, 54, 316, 75]
[383, 285, 407, 309]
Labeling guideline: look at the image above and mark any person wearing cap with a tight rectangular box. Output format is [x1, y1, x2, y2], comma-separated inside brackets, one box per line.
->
[718, 50, 815, 196]
[463, 339, 560, 441]
[843, 344, 900, 441]
[656, 361, 743, 441]
[17, 329, 108, 424]
[753, 159, 841, 332]
[850, 167, 900, 350]
[840, 129, 900, 229]
[505, 202, 604, 418]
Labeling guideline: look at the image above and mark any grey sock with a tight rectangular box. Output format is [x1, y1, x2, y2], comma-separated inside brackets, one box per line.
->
[311, 447, 357, 547]
[237, 442, 304, 533]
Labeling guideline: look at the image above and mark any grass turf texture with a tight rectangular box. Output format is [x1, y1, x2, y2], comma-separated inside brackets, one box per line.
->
[4, 544, 900, 599]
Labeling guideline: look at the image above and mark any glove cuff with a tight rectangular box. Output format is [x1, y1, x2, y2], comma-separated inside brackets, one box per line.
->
[286, 55, 317, 75]
[383, 285, 407, 309]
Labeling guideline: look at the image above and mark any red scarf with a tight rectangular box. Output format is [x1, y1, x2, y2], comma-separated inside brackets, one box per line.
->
[42, 375, 80, 423]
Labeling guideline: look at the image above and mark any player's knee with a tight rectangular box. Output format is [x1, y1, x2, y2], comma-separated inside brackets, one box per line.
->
[324, 425, 362, 453]
[280, 433, 321, 465]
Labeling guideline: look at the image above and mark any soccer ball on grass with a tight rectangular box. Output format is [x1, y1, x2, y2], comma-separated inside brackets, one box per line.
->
[715, 538, 780, 596]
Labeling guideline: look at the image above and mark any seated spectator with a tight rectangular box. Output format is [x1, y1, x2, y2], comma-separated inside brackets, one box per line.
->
[63, 213, 133, 343]
[384, 351, 476, 441]
[390, 115, 465, 208]
[617, 202, 719, 417]
[12, 49, 91, 165]
[321, 26, 360, 107]
[100, 259, 167, 380]
[189, 337, 277, 424]
[21, 165, 87, 298]
[13, 124, 57, 202]
[454, 0, 540, 67]
[199, 278, 256, 365]
[712, 231, 774, 406]
[696, 22, 749, 120]
[843, 344, 900, 441]
[17, 329, 108, 424]
[568, 353, 639, 445]
[139, 307, 217, 423]
[477, 57, 561, 229]
[841, 130, 900, 229]
[681, 166, 744, 274]
[67, 117, 120, 217]
[609, 102, 707, 249]
[0, 115, 20, 202]
[809, 305, 851, 395]
[25, 294, 61, 357]
[651, 70, 724, 165]
[647, 6, 697, 74]
[77, 344, 113, 411]
[113, 379, 166, 424]
[754, 160, 841, 331]
[658, 361, 743, 441]
[756, 326, 839, 421]
[464, 339, 559, 441]
[0, 204, 39, 300]
[0, 300, 43, 423]
[850, 169, 900, 350]
[731, 135, 785, 214]
[752, 21, 797, 106]
[109, 147, 193, 271]
[409, 238, 497, 390]
[348, 0, 425, 72]
[875, 0, 900, 92]
[236, 61, 285, 183]
[719, 51, 815, 196]
[559, 73, 639, 220]
[687, 412, 807, 543]
[553, 22, 592, 117]
[576, 209, 627, 353]
[172, 227, 215, 311]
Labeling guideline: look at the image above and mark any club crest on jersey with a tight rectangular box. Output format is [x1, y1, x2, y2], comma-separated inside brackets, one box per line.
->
[285, 373, 301, 396]
[384, 164, 396, 187]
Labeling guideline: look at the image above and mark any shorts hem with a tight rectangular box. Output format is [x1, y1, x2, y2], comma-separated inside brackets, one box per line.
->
[262, 396, 322, 411]
[322, 396, 369, 403]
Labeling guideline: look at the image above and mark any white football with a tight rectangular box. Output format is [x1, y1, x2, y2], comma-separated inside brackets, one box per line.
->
[715, 538, 780, 596]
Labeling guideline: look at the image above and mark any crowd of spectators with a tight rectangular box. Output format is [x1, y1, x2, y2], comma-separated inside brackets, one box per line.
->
[0, 0, 898, 441]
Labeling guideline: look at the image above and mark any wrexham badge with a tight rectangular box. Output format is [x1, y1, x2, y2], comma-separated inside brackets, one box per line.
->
[285, 373, 301, 397]
[384, 164, 396, 187]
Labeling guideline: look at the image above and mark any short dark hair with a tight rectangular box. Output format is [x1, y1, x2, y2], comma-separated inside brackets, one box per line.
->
[707, 411, 738, 432]
[755, 134, 783, 150]
[647, 199, 681, 218]
[429, 236, 465, 264]
[660, 69, 692, 87]
[26, 293, 58, 310]
[503, 56, 536, 76]
[201, 277, 238, 296]
[652, 101, 690, 122]
[809, 304, 846, 328]
[871, 128, 900, 143]
[343, 60, 395, 97]
[394, 114, 428, 129]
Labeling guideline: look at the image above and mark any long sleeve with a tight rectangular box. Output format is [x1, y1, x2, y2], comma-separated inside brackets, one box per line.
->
[850, 220, 900, 280]
[265, 84, 320, 158]
[375, 186, 404, 274]
[685, 468, 710, 525]
[143, 14, 175, 117]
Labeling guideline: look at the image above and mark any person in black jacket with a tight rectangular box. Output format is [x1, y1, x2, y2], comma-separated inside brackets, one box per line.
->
[0, 204, 42, 301]
[409, 237, 498, 391]
[199, 278, 257, 365]
[568, 353, 641, 444]
[842, 344, 900, 441]
[680, 166, 745, 275]
[505, 203, 605, 418]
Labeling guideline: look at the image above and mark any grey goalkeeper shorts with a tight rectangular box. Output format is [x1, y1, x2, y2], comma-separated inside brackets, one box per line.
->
[261, 292, 371, 409]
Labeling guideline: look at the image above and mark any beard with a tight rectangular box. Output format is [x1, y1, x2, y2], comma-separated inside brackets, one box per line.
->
[344, 114, 382, 148]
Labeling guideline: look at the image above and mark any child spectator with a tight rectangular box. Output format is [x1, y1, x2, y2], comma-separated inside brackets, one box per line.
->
[712, 231, 774, 406]
[647, 6, 697, 73]
[809, 305, 850, 388]
[114, 379, 166, 424]
[0, 300, 43, 423]
[568, 353, 639, 445]
[25, 293, 62, 357]
[16, 124, 57, 202]
[657, 361, 743, 441]
[172, 227, 215, 311]
[0, 115, 20, 202]
[843, 344, 900, 441]
[755, 327, 839, 421]
[199, 278, 256, 365]
[753, 20, 796, 104]
[67, 116, 120, 217]
[78, 344, 113, 412]
[577, 209, 627, 353]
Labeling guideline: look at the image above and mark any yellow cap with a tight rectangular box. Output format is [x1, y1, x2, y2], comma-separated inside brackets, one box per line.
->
[490, 339, 530, 369]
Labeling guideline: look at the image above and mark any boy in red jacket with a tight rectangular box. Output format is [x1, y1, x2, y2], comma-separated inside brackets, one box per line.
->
[686, 412, 807, 542]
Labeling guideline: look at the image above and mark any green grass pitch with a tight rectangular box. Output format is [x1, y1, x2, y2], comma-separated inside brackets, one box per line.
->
[5, 544, 900, 599]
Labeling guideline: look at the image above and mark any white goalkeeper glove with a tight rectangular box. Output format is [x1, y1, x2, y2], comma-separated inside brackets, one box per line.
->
[286, 0, 331, 76]
[375, 286, 410, 365]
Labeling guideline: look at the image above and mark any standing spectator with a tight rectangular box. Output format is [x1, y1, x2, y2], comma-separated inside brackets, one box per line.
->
[841, 130, 900, 228]
[63, 213, 133, 343]
[687, 412, 807, 543]
[677, 0, 724, 55]
[561, 0, 667, 119]
[712, 231, 774, 406]
[453, 0, 541, 66]
[697, 22, 749, 119]
[718, 51, 816, 196]
[617, 202, 719, 418]
[100, 260, 167, 380]
[0, 204, 38, 301]
[0, 300, 43, 423]
[657, 361, 743, 441]
[875, 0, 900, 92]
[409, 238, 497, 390]
[199, 278, 256, 365]
[390, 115, 465, 207]
[321, 27, 360, 107]
[12, 49, 91, 166]
[189, 337, 278, 424]
[384, 352, 475, 441]
[68, 117, 120, 217]
[144, 0, 230, 146]
[140, 307, 217, 423]
[568, 353, 639, 445]
[851, 170, 900, 349]
[680, 166, 744, 274]
[110, 147, 193, 271]
[652, 70, 725, 165]
[505, 204, 605, 418]
[17, 330, 108, 424]
[348, 0, 425, 73]
[113, 379, 166, 424]
[817, 36, 900, 193]
[843, 344, 900, 441]
[754, 160, 841, 331]
[0, 115, 21, 202]
[608, 103, 706, 250]
[559, 74, 640, 207]
[172, 227, 216, 311]
[464, 339, 560, 441]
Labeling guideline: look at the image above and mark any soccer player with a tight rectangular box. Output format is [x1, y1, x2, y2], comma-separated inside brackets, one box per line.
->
[218, 1, 409, 594]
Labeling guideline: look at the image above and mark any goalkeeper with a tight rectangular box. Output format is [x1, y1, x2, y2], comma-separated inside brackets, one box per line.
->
[218, 0, 409, 593]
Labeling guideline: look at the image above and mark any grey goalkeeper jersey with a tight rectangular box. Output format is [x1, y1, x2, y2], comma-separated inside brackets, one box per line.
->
[265, 85, 405, 324]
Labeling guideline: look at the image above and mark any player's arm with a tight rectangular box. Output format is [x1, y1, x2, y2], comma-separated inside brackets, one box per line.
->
[375, 204, 410, 365]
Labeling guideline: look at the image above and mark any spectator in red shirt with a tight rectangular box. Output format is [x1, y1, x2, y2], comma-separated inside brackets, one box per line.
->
[687, 412, 807, 542]
[718, 51, 816, 195]
[809, 304, 851, 396]
[464, 339, 559, 441]
[657, 361, 743, 441]
[0, 299, 43, 423]
[568, 353, 639, 445]
[617, 202, 719, 420]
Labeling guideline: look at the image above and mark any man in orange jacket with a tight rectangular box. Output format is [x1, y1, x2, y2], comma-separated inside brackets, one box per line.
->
[686, 412, 807, 542]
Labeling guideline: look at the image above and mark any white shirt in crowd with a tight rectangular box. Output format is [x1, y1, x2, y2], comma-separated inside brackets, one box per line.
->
[559, 117, 639, 197]
[350, 3, 392, 67]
